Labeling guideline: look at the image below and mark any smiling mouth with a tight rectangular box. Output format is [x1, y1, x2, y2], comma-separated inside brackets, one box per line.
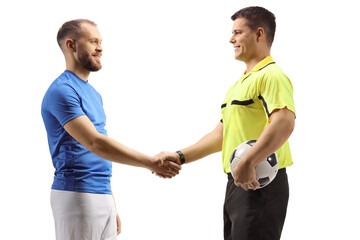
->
[234, 46, 240, 51]
[93, 54, 101, 60]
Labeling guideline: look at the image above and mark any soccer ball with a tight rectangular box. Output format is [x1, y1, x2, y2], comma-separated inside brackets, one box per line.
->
[229, 140, 279, 189]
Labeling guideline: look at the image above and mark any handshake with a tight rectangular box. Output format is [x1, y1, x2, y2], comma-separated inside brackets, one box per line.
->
[148, 151, 183, 179]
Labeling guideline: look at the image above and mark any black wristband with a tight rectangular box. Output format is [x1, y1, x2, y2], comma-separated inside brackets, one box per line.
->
[176, 151, 185, 165]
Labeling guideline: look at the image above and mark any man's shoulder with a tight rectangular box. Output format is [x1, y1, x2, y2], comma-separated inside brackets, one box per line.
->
[54, 71, 76, 85]
[48, 71, 78, 93]
[44, 73, 80, 105]
[255, 63, 289, 82]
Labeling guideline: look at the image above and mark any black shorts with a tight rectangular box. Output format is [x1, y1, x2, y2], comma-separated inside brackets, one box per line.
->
[223, 168, 289, 240]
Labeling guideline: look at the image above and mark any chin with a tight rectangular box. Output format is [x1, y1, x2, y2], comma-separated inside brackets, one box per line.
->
[88, 61, 102, 72]
[91, 66, 102, 72]
[235, 55, 245, 61]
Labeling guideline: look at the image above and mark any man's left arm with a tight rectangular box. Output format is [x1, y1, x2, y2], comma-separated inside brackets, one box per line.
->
[233, 107, 295, 190]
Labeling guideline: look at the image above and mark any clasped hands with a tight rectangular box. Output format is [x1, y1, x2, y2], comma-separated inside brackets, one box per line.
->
[149, 151, 181, 178]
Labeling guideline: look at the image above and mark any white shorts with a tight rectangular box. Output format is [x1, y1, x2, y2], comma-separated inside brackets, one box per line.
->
[51, 190, 117, 240]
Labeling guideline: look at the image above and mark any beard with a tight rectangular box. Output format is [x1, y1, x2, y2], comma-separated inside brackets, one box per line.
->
[77, 48, 102, 72]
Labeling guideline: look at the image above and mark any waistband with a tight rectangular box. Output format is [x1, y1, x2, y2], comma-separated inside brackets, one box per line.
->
[227, 167, 286, 179]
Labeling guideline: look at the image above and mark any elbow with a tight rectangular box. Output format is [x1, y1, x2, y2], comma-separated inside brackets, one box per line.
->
[287, 118, 295, 134]
[271, 108, 295, 137]
[86, 135, 106, 154]
[283, 115, 295, 139]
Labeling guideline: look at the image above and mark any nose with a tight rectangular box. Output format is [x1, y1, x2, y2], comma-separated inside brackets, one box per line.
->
[229, 34, 235, 44]
[96, 43, 103, 52]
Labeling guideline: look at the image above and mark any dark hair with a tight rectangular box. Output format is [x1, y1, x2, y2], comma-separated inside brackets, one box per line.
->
[57, 19, 96, 49]
[231, 6, 276, 47]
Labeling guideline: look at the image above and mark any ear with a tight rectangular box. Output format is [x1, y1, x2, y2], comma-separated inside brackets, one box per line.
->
[256, 27, 265, 42]
[65, 39, 76, 52]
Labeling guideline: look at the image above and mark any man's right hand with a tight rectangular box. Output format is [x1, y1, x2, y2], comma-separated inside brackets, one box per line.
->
[151, 152, 181, 178]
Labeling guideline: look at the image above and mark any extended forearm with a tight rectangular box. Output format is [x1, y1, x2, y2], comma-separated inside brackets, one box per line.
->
[64, 115, 158, 171]
[89, 134, 153, 169]
[181, 122, 223, 164]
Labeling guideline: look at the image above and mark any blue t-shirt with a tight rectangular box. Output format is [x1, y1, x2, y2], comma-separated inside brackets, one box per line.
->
[41, 70, 112, 194]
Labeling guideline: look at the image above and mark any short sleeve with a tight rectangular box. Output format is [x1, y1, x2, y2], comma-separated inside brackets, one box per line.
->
[47, 84, 85, 126]
[259, 69, 296, 117]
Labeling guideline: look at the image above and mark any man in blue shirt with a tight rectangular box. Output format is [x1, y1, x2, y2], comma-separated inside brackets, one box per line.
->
[42, 19, 181, 240]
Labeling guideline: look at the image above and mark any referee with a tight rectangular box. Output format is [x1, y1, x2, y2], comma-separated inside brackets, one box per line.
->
[155, 6, 296, 240]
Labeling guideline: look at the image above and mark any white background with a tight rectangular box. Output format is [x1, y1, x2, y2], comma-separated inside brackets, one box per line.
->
[1, 0, 359, 239]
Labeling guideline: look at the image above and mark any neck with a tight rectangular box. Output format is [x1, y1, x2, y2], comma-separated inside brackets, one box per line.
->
[66, 61, 90, 82]
[244, 50, 271, 73]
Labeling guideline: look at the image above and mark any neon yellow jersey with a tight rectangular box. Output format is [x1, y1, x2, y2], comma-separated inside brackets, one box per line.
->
[221, 56, 295, 173]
